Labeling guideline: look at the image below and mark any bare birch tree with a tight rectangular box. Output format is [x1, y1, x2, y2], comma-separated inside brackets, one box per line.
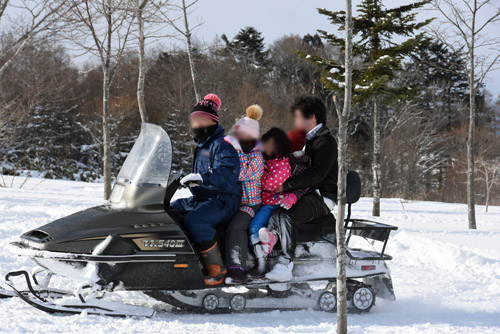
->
[158, 0, 202, 101]
[132, 0, 150, 123]
[383, 102, 449, 198]
[334, 0, 353, 332]
[128, 0, 168, 123]
[0, 99, 23, 158]
[63, 0, 134, 199]
[0, 0, 69, 76]
[476, 157, 499, 212]
[430, 0, 500, 229]
[372, 98, 382, 216]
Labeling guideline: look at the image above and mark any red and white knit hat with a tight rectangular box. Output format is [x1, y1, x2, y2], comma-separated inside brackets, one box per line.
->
[233, 105, 263, 139]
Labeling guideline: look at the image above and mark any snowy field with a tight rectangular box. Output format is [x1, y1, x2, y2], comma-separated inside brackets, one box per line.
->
[0, 177, 499, 334]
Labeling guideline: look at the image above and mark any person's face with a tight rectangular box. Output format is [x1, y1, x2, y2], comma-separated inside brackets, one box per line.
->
[262, 138, 276, 158]
[293, 108, 317, 132]
[234, 129, 255, 142]
[190, 115, 216, 129]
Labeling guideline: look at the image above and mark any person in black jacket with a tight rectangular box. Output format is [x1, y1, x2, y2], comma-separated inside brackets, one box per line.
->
[263, 96, 338, 282]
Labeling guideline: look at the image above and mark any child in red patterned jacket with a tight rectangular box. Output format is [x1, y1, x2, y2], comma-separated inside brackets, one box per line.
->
[249, 127, 310, 274]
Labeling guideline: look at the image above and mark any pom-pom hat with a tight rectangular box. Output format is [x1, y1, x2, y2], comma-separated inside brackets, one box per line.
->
[233, 105, 263, 139]
[191, 94, 221, 122]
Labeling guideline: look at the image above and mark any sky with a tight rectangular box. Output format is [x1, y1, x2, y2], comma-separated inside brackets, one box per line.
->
[185, 0, 500, 98]
[2, 0, 499, 98]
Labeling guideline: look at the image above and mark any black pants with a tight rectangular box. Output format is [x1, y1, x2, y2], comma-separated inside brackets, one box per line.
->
[225, 205, 261, 270]
[269, 192, 330, 262]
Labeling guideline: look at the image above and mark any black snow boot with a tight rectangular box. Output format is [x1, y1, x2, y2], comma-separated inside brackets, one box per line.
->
[225, 267, 247, 285]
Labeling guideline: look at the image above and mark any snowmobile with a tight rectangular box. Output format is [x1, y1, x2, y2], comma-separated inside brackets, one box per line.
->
[1, 123, 397, 316]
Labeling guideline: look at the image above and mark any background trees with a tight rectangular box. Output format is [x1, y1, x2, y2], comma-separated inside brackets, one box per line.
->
[305, 0, 433, 216]
[0, 0, 69, 76]
[162, 0, 203, 102]
[63, 0, 135, 199]
[0, 3, 499, 209]
[430, 0, 500, 228]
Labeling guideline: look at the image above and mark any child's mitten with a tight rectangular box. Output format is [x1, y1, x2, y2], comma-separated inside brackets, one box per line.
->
[278, 193, 297, 210]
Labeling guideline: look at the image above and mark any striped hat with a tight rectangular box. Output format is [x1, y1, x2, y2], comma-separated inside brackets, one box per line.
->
[190, 94, 221, 122]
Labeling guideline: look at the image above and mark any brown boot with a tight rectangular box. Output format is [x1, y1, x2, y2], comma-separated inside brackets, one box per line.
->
[199, 241, 227, 286]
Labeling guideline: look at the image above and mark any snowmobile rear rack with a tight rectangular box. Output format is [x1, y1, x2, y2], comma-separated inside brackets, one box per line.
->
[345, 219, 397, 260]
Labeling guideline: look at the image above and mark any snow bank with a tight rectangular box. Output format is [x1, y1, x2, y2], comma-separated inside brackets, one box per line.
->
[0, 179, 499, 333]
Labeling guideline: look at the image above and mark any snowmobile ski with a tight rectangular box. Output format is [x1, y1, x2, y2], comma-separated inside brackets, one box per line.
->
[0, 285, 69, 300]
[0, 285, 15, 299]
[4, 271, 155, 317]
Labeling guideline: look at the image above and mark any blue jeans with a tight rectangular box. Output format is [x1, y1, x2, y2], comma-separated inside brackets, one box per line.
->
[248, 205, 279, 245]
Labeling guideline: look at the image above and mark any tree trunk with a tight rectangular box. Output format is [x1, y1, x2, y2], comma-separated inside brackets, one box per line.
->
[372, 99, 381, 216]
[467, 8, 477, 229]
[467, 92, 476, 228]
[136, 5, 148, 123]
[336, 113, 349, 331]
[182, 0, 200, 101]
[335, 0, 352, 333]
[0, 36, 30, 77]
[102, 73, 112, 200]
[485, 183, 489, 213]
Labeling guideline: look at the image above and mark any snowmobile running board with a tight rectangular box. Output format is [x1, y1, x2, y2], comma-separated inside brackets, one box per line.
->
[4, 271, 155, 317]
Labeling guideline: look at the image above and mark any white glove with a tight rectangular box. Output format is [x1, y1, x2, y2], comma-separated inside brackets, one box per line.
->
[224, 135, 241, 150]
[292, 150, 304, 158]
[180, 173, 203, 187]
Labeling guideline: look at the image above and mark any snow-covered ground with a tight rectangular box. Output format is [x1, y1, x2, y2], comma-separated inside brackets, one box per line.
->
[0, 177, 499, 333]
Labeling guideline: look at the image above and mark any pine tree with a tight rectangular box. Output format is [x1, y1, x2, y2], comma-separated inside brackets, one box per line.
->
[406, 41, 469, 128]
[222, 27, 270, 73]
[303, 33, 324, 48]
[305, 0, 433, 216]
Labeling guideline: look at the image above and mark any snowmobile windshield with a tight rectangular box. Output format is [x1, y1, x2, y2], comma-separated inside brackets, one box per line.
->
[115, 123, 172, 187]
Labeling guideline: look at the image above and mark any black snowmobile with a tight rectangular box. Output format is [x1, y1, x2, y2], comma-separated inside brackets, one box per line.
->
[1, 123, 397, 316]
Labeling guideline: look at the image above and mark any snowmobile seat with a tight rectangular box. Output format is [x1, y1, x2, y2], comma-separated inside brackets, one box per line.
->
[296, 170, 362, 242]
[297, 214, 336, 242]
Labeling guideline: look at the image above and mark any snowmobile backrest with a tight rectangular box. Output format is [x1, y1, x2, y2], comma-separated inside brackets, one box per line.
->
[346, 170, 361, 204]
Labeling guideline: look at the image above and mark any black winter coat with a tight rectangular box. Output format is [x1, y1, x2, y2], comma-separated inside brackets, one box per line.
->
[283, 125, 338, 200]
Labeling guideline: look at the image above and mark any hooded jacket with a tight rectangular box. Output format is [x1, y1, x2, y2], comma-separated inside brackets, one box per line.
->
[190, 125, 241, 200]
[261, 156, 292, 205]
[235, 147, 264, 217]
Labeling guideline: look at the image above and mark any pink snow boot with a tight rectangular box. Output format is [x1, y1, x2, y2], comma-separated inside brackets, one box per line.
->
[258, 228, 277, 255]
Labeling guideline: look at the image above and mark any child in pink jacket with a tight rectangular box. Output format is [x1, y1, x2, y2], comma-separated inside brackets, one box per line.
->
[248, 128, 298, 274]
